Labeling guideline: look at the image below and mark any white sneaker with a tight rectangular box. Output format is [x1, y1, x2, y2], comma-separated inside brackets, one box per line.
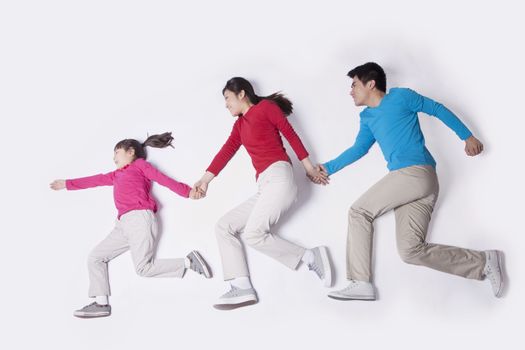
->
[307, 246, 333, 287]
[73, 302, 111, 318]
[483, 250, 504, 298]
[213, 286, 258, 310]
[328, 280, 376, 301]
[186, 251, 212, 278]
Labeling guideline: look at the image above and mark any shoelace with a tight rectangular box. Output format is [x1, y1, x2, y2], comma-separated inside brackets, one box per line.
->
[485, 265, 498, 286]
[223, 286, 241, 297]
[81, 302, 98, 310]
[341, 281, 359, 293]
[189, 257, 204, 275]
[308, 261, 324, 279]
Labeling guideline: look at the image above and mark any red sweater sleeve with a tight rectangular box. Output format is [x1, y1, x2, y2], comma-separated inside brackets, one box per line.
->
[265, 101, 309, 161]
[206, 121, 242, 176]
[66, 172, 115, 190]
[138, 160, 191, 198]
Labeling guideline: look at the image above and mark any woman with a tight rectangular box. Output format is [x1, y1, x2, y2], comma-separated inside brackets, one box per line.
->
[194, 77, 332, 310]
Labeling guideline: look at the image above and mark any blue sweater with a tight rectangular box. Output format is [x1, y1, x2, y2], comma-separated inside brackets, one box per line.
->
[323, 88, 472, 175]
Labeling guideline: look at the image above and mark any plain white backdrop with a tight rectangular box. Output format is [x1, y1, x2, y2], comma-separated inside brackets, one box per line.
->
[1, 1, 523, 349]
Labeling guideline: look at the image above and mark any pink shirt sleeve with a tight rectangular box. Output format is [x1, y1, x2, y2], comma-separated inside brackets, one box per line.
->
[206, 120, 242, 176]
[265, 101, 309, 161]
[138, 160, 191, 198]
[66, 172, 115, 190]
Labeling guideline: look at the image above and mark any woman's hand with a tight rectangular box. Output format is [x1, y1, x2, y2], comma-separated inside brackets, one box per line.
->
[192, 181, 208, 197]
[189, 187, 204, 200]
[193, 171, 215, 197]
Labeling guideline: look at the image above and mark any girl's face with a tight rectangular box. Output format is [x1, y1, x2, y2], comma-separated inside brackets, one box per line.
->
[224, 89, 248, 117]
[113, 147, 135, 168]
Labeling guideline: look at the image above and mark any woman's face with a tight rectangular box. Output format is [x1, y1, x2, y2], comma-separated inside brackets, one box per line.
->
[223, 89, 246, 117]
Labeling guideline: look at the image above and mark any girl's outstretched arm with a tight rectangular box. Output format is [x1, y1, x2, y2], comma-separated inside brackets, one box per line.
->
[50, 172, 115, 191]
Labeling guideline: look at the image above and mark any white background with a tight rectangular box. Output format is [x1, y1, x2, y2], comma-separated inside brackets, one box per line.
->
[1, 1, 523, 349]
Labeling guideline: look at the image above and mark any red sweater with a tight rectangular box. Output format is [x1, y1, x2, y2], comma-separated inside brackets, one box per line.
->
[207, 99, 309, 179]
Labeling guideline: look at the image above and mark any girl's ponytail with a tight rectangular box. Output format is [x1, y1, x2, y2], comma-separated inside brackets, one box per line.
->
[114, 132, 174, 160]
[142, 132, 174, 149]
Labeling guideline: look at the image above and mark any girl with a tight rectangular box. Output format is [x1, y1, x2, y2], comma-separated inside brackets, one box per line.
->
[50, 132, 212, 318]
[194, 77, 332, 310]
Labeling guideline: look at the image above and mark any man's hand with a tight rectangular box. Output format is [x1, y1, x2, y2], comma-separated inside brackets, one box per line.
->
[465, 136, 484, 156]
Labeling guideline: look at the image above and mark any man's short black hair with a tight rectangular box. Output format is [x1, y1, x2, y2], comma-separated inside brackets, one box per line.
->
[347, 62, 387, 93]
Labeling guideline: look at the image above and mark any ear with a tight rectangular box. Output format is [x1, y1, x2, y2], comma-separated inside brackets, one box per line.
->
[238, 90, 246, 100]
[127, 148, 136, 157]
[366, 80, 376, 90]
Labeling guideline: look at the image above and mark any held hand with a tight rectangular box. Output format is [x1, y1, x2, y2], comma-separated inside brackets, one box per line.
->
[318, 164, 329, 177]
[189, 187, 204, 200]
[50, 179, 66, 190]
[465, 136, 484, 157]
[193, 171, 215, 197]
[193, 180, 208, 197]
[306, 165, 330, 185]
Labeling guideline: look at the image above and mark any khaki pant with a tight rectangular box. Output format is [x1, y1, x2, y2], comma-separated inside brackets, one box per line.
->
[347, 165, 485, 282]
[88, 210, 185, 297]
[215, 161, 306, 280]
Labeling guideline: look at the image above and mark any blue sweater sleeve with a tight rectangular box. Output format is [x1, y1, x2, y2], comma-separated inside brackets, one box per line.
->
[323, 118, 375, 175]
[402, 88, 472, 140]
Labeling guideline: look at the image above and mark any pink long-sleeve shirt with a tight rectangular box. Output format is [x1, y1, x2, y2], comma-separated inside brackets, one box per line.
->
[66, 158, 191, 219]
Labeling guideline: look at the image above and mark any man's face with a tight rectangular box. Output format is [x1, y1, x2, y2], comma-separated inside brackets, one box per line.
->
[350, 76, 369, 106]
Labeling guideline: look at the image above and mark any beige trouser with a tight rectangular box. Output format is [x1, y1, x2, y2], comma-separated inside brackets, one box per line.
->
[215, 161, 306, 280]
[88, 209, 186, 297]
[347, 165, 485, 282]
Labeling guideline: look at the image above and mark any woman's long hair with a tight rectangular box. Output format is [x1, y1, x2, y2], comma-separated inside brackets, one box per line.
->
[223, 77, 293, 116]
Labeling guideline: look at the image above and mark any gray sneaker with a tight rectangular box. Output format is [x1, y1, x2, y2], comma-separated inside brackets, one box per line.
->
[187, 251, 212, 278]
[73, 302, 111, 318]
[213, 286, 258, 310]
[307, 246, 333, 287]
[328, 280, 376, 301]
[484, 250, 504, 297]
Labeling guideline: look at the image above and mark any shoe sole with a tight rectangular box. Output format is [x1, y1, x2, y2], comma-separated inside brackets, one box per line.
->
[319, 246, 333, 288]
[213, 294, 258, 310]
[494, 250, 504, 298]
[213, 299, 258, 310]
[73, 312, 111, 318]
[189, 250, 212, 278]
[327, 294, 376, 301]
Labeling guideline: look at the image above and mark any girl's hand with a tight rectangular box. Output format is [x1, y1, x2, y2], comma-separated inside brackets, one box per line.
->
[50, 179, 66, 190]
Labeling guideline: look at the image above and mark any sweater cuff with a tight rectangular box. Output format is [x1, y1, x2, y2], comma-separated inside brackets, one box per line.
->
[65, 179, 74, 190]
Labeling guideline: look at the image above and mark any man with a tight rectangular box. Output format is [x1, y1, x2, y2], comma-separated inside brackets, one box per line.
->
[318, 62, 503, 300]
